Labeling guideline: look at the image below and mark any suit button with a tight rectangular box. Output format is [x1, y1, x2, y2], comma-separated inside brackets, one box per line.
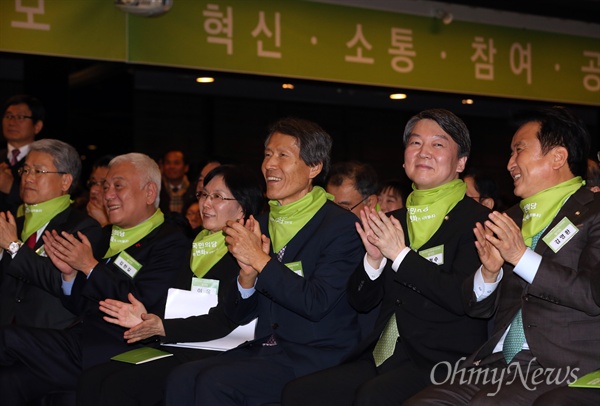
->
[15, 298, 21, 303]
[272, 323, 279, 330]
[395, 299, 402, 305]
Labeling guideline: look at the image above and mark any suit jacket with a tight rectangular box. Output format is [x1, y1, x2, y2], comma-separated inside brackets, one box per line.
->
[0, 205, 103, 329]
[161, 252, 240, 344]
[463, 187, 600, 376]
[346, 197, 490, 369]
[0, 149, 25, 215]
[224, 200, 365, 377]
[64, 220, 189, 368]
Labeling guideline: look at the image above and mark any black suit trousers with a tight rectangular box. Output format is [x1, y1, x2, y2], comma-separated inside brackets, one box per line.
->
[0, 324, 82, 406]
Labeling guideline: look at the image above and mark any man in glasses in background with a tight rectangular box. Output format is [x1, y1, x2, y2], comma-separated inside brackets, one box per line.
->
[0, 94, 45, 215]
[326, 160, 379, 217]
[0, 139, 104, 330]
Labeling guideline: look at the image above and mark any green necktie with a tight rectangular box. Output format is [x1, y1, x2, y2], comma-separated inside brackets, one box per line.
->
[372, 314, 399, 367]
[502, 230, 544, 364]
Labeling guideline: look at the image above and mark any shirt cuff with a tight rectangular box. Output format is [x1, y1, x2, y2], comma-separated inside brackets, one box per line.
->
[237, 276, 257, 299]
[61, 277, 75, 296]
[391, 247, 412, 272]
[513, 247, 541, 284]
[364, 254, 387, 280]
[473, 266, 503, 301]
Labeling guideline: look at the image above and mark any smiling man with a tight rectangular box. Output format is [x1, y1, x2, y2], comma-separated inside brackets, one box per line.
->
[0, 153, 188, 405]
[0, 95, 45, 215]
[326, 161, 379, 217]
[0, 139, 103, 330]
[406, 106, 600, 405]
[165, 117, 364, 406]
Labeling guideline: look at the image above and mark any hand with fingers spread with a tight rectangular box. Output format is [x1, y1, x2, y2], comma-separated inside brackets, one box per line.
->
[41, 230, 78, 281]
[473, 221, 504, 282]
[100, 293, 165, 343]
[100, 292, 146, 328]
[42, 229, 99, 276]
[482, 211, 527, 267]
[0, 210, 19, 249]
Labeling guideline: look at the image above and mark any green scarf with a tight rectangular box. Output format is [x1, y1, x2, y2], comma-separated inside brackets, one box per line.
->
[406, 179, 466, 250]
[189, 229, 228, 278]
[519, 177, 583, 247]
[22, 195, 71, 242]
[268, 186, 333, 254]
[103, 209, 165, 258]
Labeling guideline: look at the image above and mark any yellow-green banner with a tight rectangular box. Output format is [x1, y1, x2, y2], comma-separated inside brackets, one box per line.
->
[1, 0, 599, 105]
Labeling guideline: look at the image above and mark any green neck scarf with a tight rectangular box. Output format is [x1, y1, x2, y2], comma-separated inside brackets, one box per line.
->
[519, 177, 583, 247]
[22, 195, 71, 242]
[406, 179, 466, 250]
[268, 186, 332, 254]
[189, 229, 228, 278]
[104, 209, 165, 258]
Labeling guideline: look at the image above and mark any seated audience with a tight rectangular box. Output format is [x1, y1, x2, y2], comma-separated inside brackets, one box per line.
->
[377, 179, 407, 212]
[160, 150, 191, 213]
[78, 164, 265, 406]
[0, 153, 188, 405]
[0, 139, 103, 329]
[164, 117, 364, 405]
[85, 155, 115, 227]
[282, 108, 490, 405]
[405, 106, 600, 405]
[463, 167, 501, 210]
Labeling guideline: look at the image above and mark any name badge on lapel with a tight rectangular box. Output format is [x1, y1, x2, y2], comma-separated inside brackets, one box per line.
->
[542, 217, 579, 253]
[418, 245, 444, 265]
[114, 251, 143, 278]
[285, 261, 304, 277]
[191, 278, 220, 295]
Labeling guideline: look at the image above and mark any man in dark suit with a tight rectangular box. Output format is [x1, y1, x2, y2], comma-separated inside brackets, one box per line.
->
[406, 106, 600, 405]
[0, 153, 188, 405]
[0, 95, 44, 215]
[282, 108, 490, 405]
[165, 117, 364, 405]
[0, 139, 103, 329]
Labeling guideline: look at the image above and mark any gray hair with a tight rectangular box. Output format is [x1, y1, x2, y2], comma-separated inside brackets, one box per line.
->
[109, 153, 162, 208]
[29, 139, 81, 193]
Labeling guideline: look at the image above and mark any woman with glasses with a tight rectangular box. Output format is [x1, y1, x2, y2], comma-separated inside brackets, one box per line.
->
[78, 164, 265, 406]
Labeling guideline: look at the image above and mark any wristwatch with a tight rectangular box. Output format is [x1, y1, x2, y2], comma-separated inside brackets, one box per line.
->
[7, 241, 23, 255]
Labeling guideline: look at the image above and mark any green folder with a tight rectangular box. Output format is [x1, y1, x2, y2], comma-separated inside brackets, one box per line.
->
[569, 370, 600, 389]
[111, 347, 173, 365]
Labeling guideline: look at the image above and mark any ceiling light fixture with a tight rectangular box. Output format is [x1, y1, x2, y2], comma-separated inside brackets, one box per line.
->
[282, 83, 295, 89]
[196, 77, 215, 83]
[389, 93, 407, 100]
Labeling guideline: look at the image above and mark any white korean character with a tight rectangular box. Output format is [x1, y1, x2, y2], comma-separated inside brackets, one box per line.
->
[11, 0, 50, 31]
[510, 42, 532, 85]
[388, 27, 416, 73]
[471, 37, 496, 80]
[203, 4, 233, 55]
[581, 51, 600, 92]
[345, 24, 374, 64]
[251, 11, 281, 59]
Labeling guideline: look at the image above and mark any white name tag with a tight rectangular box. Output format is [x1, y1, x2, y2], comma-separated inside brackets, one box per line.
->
[191, 278, 220, 295]
[114, 251, 142, 278]
[542, 217, 579, 253]
[418, 245, 444, 265]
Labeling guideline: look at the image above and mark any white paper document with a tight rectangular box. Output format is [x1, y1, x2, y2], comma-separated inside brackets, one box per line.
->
[162, 288, 256, 351]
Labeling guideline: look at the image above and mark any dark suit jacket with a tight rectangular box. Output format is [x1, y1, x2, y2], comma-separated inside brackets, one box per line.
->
[161, 252, 240, 344]
[463, 187, 600, 376]
[346, 197, 490, 369]
[224, 200, 365, 377]
[0, 149, 25, 215]
[64, 220, 189, 368]
[0, 205, 103, 329]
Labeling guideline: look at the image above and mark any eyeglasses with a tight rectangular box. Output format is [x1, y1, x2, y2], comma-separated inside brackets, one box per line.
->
[18, 167, 67, 177]
[3, 113, 33, 122]
[87, 179, 104, 189]
[342, 196, 368, 212]
[196, 191, 237, 202]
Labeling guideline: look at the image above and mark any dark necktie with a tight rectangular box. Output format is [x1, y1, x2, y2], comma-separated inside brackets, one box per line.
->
[10, 149, 20, 166]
